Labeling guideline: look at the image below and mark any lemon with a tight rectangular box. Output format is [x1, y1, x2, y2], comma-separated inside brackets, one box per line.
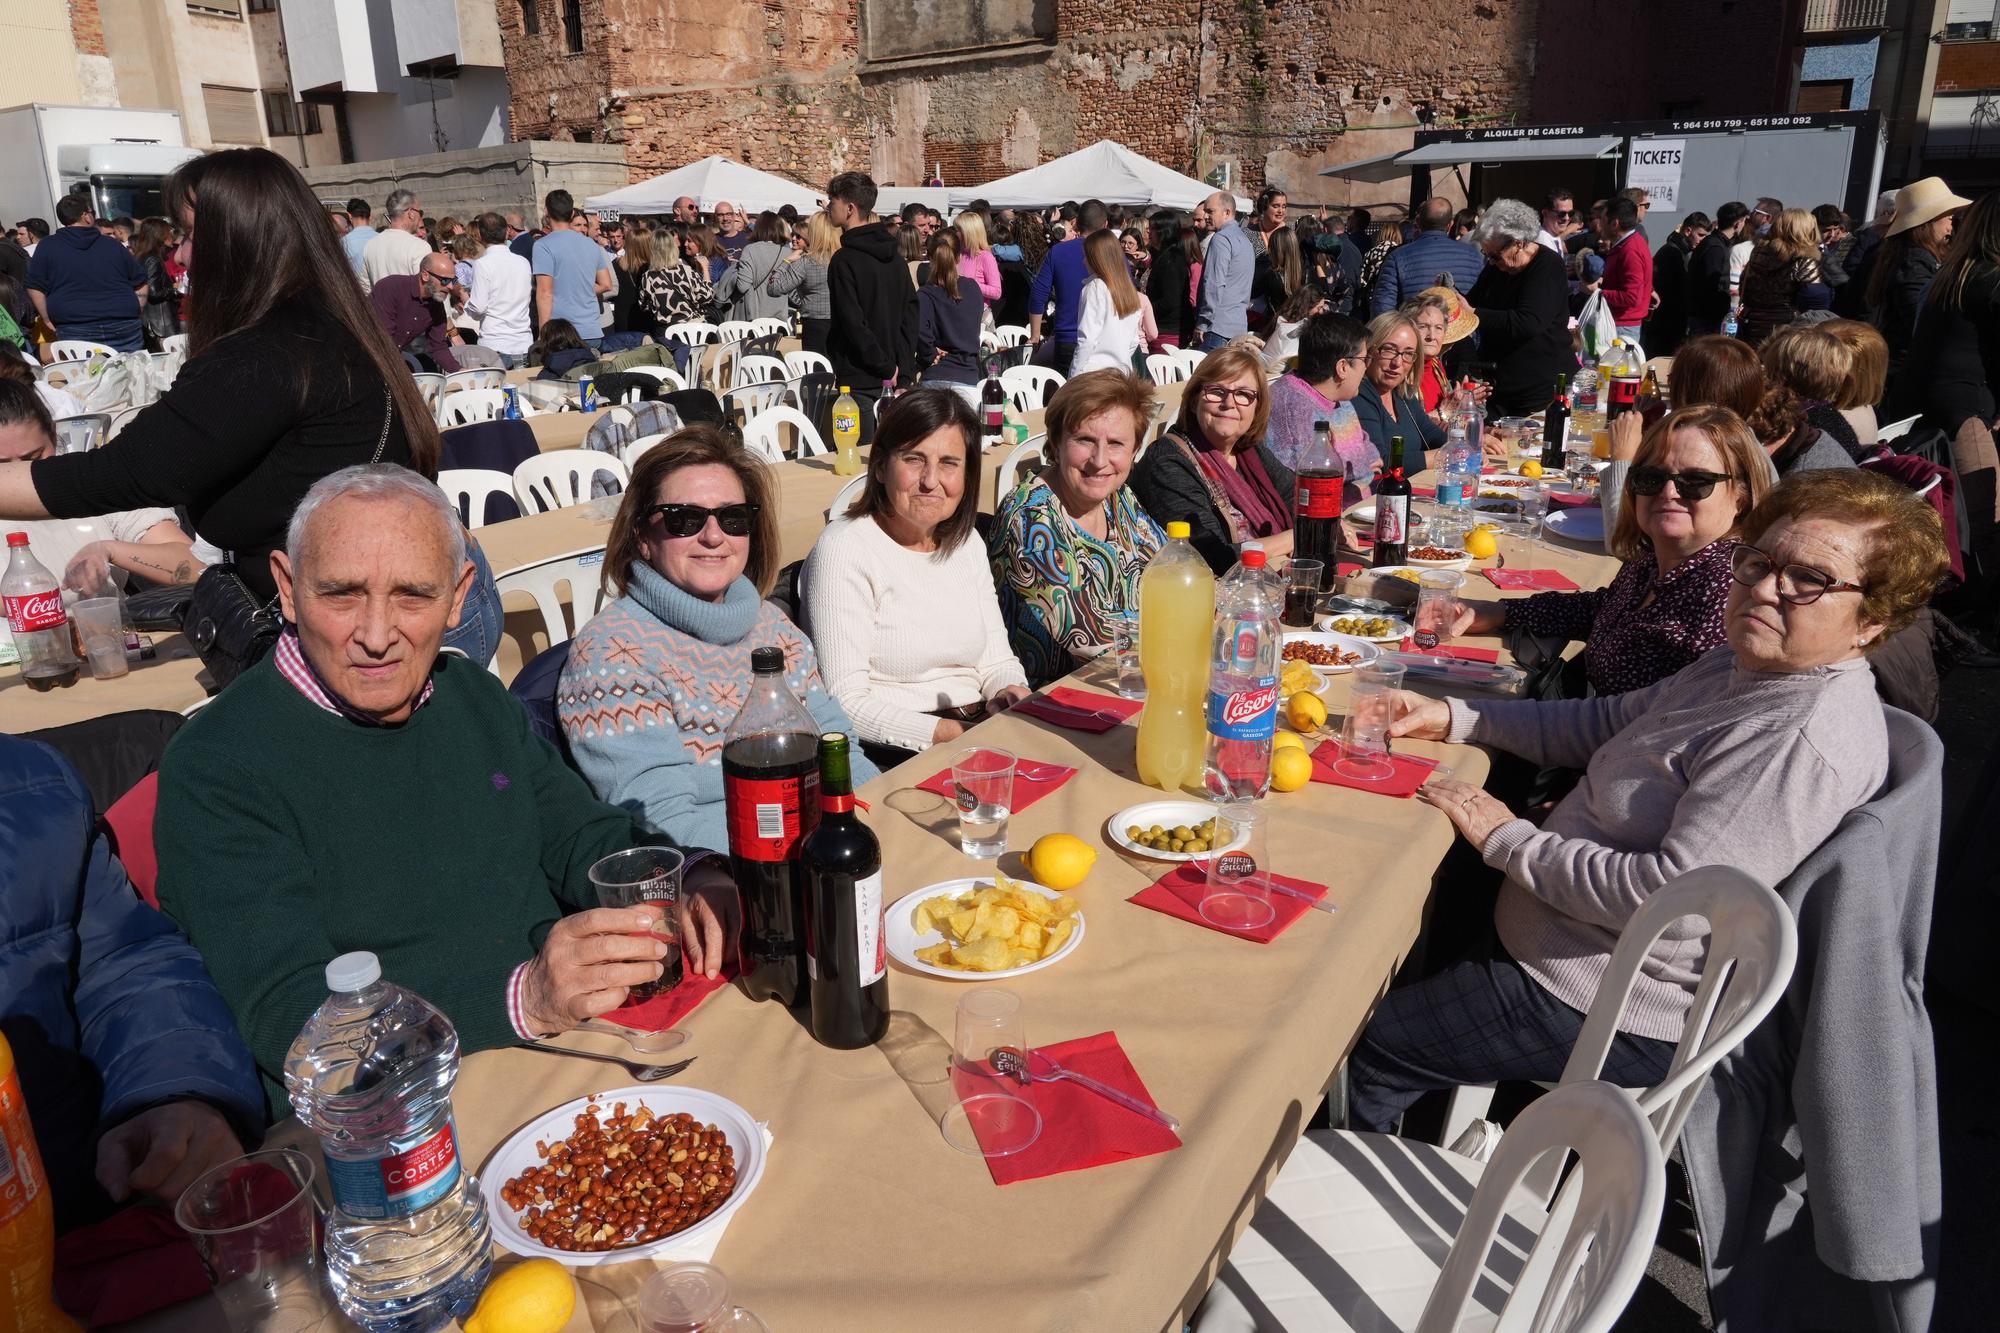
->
[1286, 691, 1328, 733]
[1028, 833, 1097, 891]
[1272, 730, 1307, 754]
[1519, 459, 1544, 479]
[1463, 528, 1498, 560]
[463, 1259, 575, 1333]
[1270, 746, 1314, 792]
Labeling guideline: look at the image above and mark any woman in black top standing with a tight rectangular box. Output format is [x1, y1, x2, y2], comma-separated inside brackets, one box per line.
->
[1146, 209, 1194, 350]
[1465, 200, 1575, 418]
[1905, 190, 2000, 567]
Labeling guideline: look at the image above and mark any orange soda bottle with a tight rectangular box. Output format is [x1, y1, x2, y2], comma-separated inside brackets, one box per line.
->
[0, 1032, 81, 1332]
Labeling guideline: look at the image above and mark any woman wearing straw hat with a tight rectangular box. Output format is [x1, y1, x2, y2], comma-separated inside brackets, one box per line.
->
[1867, 176, 1971, 390]
[1400, 285, 1479, 422]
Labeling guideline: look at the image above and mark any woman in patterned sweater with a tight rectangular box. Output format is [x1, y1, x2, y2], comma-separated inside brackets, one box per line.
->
[558, 427, 876, 849]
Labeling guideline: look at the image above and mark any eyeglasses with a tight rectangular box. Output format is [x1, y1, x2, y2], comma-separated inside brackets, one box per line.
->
[642, 502, 760, 538]
[1728, 544, 1866, 606]
[1628, 466, 1735, 501]
[1547, 209, 1576, 220]
[1372, 347, 1418, 364]
[1198, 385, 1260, 407]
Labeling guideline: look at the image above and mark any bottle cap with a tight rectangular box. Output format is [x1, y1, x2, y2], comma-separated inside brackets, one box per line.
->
[839, 385, 851, 393]
[6, 533, 27, 547]
[325, 951, 381, 992]
[1166, 521, 1191, 539]
[750, 646, 784, 673]
[1241, 549, 1267, 568]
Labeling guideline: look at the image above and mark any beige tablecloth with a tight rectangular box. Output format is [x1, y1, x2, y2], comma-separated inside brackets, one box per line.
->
[0, 633, 208, 733]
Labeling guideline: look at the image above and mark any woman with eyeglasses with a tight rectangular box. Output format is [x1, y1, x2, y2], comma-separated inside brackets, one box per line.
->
[1264, 313, 1376, 494]
[560, 425, 876, 848]
[1344, 468, 1948, 1134]
[1351, 312, 1447, 468]
[1450, 405, 1772, 695]
[1128, 345, 1295, 573]
[1465, 198, 1575, 417]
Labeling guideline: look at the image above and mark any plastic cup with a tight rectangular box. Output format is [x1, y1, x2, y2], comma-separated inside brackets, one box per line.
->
[951, 748, 1015, 858]
[941, 987, 1042, 1157]
[1334, 661, 1408, 782]
[71, 595, 128, 680]
[636, 1261, 772, 1332]
[587, 846, 688, 1053]
[1199, 804, 1274, 930]
[1108, 609, 1144, 699]
[1411, 571, 1465, 651]
[174, 1149, 326, 1333]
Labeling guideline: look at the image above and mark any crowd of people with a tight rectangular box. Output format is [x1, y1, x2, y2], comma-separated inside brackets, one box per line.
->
[0, 142, 1987, 1328]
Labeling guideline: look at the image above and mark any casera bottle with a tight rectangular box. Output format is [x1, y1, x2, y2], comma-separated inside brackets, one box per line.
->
[3, 534, 78, 692]
[1203, 548, 1281, 801]
[1540, 375, 1570, 469]
[1291, 419, 1342, 588]
[980, 371, 1005, 445]
[1371, 436, 1411, 567]
[802, 734, 888, 1049]
[723, 647, 821, 1008]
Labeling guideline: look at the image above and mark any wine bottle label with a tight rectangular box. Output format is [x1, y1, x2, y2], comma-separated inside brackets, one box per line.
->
[725, 772, 819, 862]
[1374, 495, 1408, 545]
[1294, 473, 1342, 520]
[323, 1118, 461, 1220]
[856, 870, 885, 986]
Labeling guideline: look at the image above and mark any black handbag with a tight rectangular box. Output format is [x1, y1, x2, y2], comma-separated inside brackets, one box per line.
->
[182, 388, 394, 688]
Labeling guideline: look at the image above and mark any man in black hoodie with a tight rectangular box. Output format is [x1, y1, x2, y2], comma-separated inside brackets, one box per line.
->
[1686, 200, 1749, 337]
[825, 171, 917, 444]
[25, 194, 147, 352]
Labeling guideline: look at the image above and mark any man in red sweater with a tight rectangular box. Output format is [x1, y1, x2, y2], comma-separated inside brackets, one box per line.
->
[1600, 196, 1653, 340]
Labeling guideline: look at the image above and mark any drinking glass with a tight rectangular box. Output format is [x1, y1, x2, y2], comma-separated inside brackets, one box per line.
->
[1334, 661, 1407, 782]
[1564, 446, 1595, 494]
[951, 748, 1016, 858]
[1513, 486, 1549, 557]
[941, 987, 1042, 1157]
[174, 1149, 327, 1333]
[70, 595, 128, 680]
[1199, 803, 1274, 931]
[636, 1262, 772, 1332]
[1411, 571, 1465, 651]
[589, 846, 689, 1053]
[1108, 609, 1145, 699]
[1280, 559, 1323, 628]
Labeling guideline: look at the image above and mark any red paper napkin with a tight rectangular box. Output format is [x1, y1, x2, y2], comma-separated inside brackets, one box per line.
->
[1011, 686, 1143, 733]
[1410, 485, 1437, 498]
[600, 961, 733, 1032]
[917, 760, 1077, 813]
[1308, 739, 1439, 798]
[1482, 568, 1581, 592]
[960, 1032, 1181, 1184]
[1395, 640, 1502, 663]
[1129, 863, 1330, 943]
[55, 1204, 211, 1327]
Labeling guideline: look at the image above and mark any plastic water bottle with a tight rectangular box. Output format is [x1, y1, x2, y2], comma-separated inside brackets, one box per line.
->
[1434, 424, 1475, 548]
[285, 953, 491, 1333]
[1204, 547, 1281, 802]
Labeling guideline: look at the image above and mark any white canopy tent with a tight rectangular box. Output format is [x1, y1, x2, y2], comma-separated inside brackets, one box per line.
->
[584, 156, 823, 218]
[874, 186, 952, 219]
[952, 141, 1251, 213]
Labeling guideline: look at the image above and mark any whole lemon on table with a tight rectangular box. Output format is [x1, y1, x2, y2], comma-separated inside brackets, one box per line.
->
[1272, 730, 1307, 754]
[1028, 833, 1097, 890]
[1520, 459, 1544, 479]
[463, 1259, 575, 1333]
[1285, 691, 1328, 733]
[1270, 746, 1314, 792]
[1463, 528, 1499, 560]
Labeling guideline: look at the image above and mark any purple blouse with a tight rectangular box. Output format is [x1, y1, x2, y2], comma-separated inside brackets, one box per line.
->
[1506, 538, 1737, 695]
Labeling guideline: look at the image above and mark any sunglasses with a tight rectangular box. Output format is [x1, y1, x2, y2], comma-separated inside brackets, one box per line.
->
[1628, 466, 1735, 501]
[642, 502, 760, 537]
[1729, 544, 1865, 606]
[1547, 209, 1576, 220]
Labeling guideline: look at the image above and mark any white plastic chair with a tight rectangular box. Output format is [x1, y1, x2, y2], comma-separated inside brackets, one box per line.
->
[442, 368, 506, 395]
[1145, 352, 1190, 384]
[47, 340, 117, 363]
[824, 471, 867, 521]
[438, 468, 520, 530]
[411, 372, 447, 417]
[438, 389, 508, 427]
[740, 405, 826, 463]
[659, 321, 717, 348]
[1172, 346, 1208, 373]
[514, 381, 575, 414]
[990, 324, 1030, 348]
[51, 414, 110, 453]
[107, 405, 144, 439]
[732, 354, 788, 388]
[720, 382, 789, 430]
[1000, 365, 1064, 413]
[783, 350, 833, 379]
[715, 319, 757, 344]
[1193, 1080, 1665, 1333]
[994, 434, 1047, 499]
[620, 432, 672, 470]
[159, 333, 188, 357]
[618, 364, 688, 392]
[1877, 414, 1920, 444]
[513, 449, 631, 516]
[747, 316, 791, 339]
[490, 550, 610, 671]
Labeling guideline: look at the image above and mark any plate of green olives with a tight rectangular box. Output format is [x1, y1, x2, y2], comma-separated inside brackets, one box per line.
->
[1107, 800, 1253, 862]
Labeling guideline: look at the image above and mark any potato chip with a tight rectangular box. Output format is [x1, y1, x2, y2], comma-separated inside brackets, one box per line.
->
[951, 938, 1015, 972]
[912, 902, 936, 934]
[910, 879, 1082, 973]
[1016, 920, 1044, 951]
[1041, 918, 1075, 959]
[914, 942, 955, 965]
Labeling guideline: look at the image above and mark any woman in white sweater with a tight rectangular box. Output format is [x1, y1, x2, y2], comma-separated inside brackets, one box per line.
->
[803, 388, 1030, 766]
[1071, 230, 1150, 375]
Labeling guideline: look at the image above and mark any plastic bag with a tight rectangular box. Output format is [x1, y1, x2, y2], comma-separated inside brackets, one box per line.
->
[1577, 288, 1617, 363]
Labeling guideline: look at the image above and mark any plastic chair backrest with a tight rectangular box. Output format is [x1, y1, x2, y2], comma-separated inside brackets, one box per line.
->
[48, 340, 116, 363]
[660, 321, 718, 347]
[1877, 414, 1920, 443]
[440, 388, 509, 426]
[783, 350, 833, 379]
[514, 380, 572, 413]
[159, 333, 189, 357]
[108, 405, 144, 439]
[1173, 346, 1207, 372]
[721, 381, 788, 430]
[741, 405, 824, 463]
[513, 449, 632, 515]
[619, 364, 688, 390]
[995, 435, 1047, 500]
[1145, 352, 1189, 384]
[715, 319, 757, 343]
[747, 317, 791, 339]
[825, 471, 867, 521]
[733, 354, 788, 387]
[443, 368, 505, 394]
[620, 432, 672, 469]
[492, 551, 610, 657]
[1418, 1080, 1665, 1333]
[411, 372, 446, 411]
[1000, 365, 1064, 412]
[991, 324, 1030, 348]
[51, 413, 111, 453]
[438, 468, 522, 529]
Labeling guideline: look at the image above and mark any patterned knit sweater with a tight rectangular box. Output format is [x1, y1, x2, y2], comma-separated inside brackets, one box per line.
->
[557, 563, 876, 850]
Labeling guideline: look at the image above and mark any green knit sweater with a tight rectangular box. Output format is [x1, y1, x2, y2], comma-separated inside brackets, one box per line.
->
[156, 653, 647, 1112]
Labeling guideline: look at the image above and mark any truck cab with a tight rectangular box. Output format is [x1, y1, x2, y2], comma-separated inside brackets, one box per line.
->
[56, 143, 204, 221]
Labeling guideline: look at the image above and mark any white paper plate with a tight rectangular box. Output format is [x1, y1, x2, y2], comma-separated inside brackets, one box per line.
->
[482, 1086, 767, 1267]
[1107, 799, 1252, 863]
[1545, 506, 1606, 545]
[885, 877, 1084, 980]
[1281, 630, 1381, 674]
[1315, 614, 1411, 644]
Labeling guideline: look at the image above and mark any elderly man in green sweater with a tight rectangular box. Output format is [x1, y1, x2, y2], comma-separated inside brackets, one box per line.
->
[156, 465, 735, 1106]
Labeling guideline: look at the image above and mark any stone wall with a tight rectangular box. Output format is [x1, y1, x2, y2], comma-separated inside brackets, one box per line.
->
[301, 140, 629, 220]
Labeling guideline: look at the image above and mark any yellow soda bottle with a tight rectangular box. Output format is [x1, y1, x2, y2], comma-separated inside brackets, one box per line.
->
[1135, 522, 1215, 791]
[831, 386, 862, 476]
[0, 1032, 82, 1333]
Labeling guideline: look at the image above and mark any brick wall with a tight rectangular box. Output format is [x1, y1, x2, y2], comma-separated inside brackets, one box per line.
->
[69, 0, 105, 57]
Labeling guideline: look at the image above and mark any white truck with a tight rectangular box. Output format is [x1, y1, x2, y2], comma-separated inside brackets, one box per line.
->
[0, 103, 202, 225]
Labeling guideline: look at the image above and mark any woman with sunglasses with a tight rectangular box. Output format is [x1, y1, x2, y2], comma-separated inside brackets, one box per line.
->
[1343, 468, 1947, 1134]
[559, 426, 876, 848]
[1128, 344, 1295, 573]
[1450, 406, 1770, 695]
[1350, 312, 1447, 469]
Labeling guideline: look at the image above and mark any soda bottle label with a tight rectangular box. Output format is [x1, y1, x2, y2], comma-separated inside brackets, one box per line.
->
[1294, 473, 1341, 520]
[982, 404, 1003, 429]
[4, 589, 65, 635]
[832, 410, 859, 436]
[0, 1065, 46, 1228]
[1206, 679, 1278, 740]
[724, 771, 819, 861]
[323, 1117, 462, 1220]
[579, 377, 597, 412]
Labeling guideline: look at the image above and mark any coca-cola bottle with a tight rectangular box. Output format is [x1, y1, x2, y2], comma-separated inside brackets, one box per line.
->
[1291, 419, 1342, 589]
[722, 646, 821, 1009]
[3, 533, 78, 691]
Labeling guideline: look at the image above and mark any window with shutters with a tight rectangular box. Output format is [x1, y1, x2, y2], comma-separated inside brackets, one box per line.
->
[188, 0, 243, 17]
[203, 85, 264, 144]
[261, 92, 320, 136]
[1797, 80, 1852, 113]
[247, 0, 276, 12]
[521, 0, 540, 35]
[563, 0, 583, 53]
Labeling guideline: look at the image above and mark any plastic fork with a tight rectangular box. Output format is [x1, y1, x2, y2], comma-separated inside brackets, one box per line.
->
[991, 1046, 1181, 1132]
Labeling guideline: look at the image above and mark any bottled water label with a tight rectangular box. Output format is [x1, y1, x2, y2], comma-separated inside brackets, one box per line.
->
[324, 1118, 463, 1220]
[1436, 477, 1464, 507]
[1205, 679, 1277, 741]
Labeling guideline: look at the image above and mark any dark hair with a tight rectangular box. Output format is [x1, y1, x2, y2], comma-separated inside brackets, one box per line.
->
[604, 424, 780, 598]
[55, 195, 89, 226]
[129, 216, 175, 263]
[346, 197, 371, 221]
[1452, 208, 1478, 237]
[752, 211, 787, 245]
[847, 388, 981, 556]
[826, 171, 878, 214]
[0, 339, 36, 386]
[1681, 211, 1713, 232]
[900, 202, 925, 225]
[17, 219, 50, 240]
[1078, 199, 1109, 233]
[477, 211, 508, 245]
[165, 147, 440, 475]
[778, 204, 799, 223]
[1256, 186, 1287, 216]
[1294, 312, 1368, 381]
[0, 377, 55, 446]
[989, 217, 1015, 246]
[530, 318, 587, 364]
[1544, 186, 1575, 209]
[1933, 190, 2000, 314]
[1813, 204, 1847, 233]
[1278, 281, 1324, 323]
[928, 233, 962, 295]
[1148, 209, 1183, 255]
[1715, 201, 1751, 230]
[1347, 207, 1371, 227]
[1607, 197, 1641, 231]
[544, 189, 576, 223]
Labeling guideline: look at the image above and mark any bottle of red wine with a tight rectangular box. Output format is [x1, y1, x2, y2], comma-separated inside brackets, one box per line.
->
[1291, 419, 1342, 587]
[1371, 435, 1410, 567]
[723, 647, 821, 1009]
[803, 732, 888, 1049]
[1540, 375, 1570, 469]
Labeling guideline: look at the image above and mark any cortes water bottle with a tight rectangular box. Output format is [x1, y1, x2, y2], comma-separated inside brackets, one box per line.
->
[3, 534, 78, 692]
[285, 953, 491, 1333]
[831, 387, 862, 476]
[1203, 547, 1280, 802]
[1135, 522, 1214, 792]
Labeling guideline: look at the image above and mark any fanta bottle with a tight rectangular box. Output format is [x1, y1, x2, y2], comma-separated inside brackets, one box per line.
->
[831, 387, 862, 476]
[0, 1032, 81, 1333]
[1136, 522, 1215, 791]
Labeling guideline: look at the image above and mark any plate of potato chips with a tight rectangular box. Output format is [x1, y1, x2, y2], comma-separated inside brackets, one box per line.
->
[885, 873, 1085, 980]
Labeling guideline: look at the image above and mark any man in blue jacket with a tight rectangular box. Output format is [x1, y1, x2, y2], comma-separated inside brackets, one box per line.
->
[1371, 196, 1486, 315]
[1, 735, 264, 1230]
[25, 194, 148, 352]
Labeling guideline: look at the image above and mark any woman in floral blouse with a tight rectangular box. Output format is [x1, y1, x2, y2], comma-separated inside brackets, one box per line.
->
[989, 370, 1167, 685]
[1448, 405, 1772, 695]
